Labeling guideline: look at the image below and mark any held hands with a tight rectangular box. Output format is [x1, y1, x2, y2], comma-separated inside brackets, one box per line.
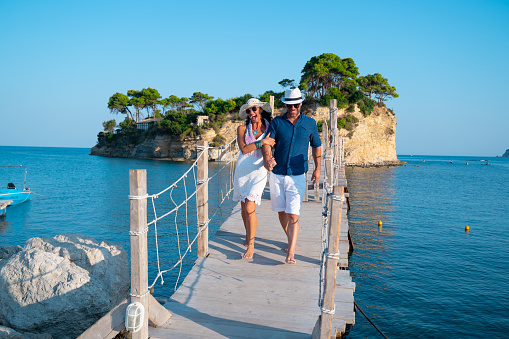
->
[264, 157, 276, 171]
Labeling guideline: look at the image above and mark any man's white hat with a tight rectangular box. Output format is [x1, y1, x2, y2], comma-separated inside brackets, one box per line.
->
[239, 98, 272, 119]
[281, 88, 304, 104]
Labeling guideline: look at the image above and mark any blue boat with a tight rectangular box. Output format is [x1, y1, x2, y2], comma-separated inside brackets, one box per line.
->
[0, 165, 32, 206]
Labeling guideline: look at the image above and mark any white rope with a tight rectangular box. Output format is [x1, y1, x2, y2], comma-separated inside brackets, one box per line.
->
[326, 251, 340, 260]
[321, 304, 336, 315]
[331, 194, 346, 202]
[141, 136, 238, 291]
[151, 196, 164, 286]
[128, 194, 149, 200]
[129, 290, 150, 298]
[129, 227, 149, 236]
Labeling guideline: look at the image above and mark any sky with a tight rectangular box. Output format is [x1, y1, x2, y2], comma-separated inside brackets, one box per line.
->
[1, 0, 508, 156]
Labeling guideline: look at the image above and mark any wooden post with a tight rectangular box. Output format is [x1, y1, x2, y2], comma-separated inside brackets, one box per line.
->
[269, 95, 274, 116]
[329, 99, 337, 145]
[129, 169, 149, 339]
[319, 184, 344, 338]
[334, 129, 340, 185]
[325, 148, 333, 192]
[197, 140, 209, 257]
[304, 147, 310, 202]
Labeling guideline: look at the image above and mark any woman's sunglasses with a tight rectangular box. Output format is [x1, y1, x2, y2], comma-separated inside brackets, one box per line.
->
[246, 107, 258, 114]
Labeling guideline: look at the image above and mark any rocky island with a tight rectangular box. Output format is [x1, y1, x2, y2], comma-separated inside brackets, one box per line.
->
[92, 53, 399, 167]
[91, 104, 398, 166]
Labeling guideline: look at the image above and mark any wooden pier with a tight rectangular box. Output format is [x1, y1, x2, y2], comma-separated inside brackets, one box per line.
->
[81, 98, 354, 338]
[151, 187, 354, 338]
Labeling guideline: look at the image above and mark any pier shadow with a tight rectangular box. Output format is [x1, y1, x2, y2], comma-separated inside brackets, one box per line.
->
[209, 230, 320, 266]
[162, 300, 311, 338]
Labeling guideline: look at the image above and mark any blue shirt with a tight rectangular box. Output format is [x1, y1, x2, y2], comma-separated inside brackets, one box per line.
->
[266, 113, 321, 176]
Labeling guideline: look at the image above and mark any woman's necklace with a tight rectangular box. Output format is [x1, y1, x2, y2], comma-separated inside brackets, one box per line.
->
[252, 124, 262, 136]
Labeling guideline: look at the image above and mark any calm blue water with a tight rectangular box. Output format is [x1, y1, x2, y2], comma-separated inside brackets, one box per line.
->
[2, 147, 508, 337]
[0, 146, 237, 299]
[345, 155, 509, 338]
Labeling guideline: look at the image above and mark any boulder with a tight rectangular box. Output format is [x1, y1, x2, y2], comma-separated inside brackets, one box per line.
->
[0, 325, 52, 338]
[0, 234, 129, 338]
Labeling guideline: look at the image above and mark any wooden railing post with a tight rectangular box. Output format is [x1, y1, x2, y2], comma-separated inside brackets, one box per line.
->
[321, 119, 329, 202]
[129, 169, 149, 339]
[329, 99, 337, 145]
[304, 147, 310, 202]
[319, 184, 345, 338]
[197, 140, 209, 257]
[325, 147, 333, 192]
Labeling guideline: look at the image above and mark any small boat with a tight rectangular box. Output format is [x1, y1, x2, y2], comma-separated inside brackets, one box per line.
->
[0, 165, 32, 205]
[0, 200, 13, 217]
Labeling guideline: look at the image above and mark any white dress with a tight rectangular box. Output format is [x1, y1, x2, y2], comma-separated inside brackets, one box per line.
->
[232, 131, 268, 205]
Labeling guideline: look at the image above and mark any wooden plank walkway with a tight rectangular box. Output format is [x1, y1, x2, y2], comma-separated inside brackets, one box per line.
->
[151, 186, 354, 338]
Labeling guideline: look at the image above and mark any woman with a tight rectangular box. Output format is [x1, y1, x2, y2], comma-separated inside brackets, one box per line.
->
[233, 98, 275, 258]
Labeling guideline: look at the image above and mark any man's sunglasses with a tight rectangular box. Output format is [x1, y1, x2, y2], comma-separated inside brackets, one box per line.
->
[246, 107, 258, 114]
[285, 103, 300, 108]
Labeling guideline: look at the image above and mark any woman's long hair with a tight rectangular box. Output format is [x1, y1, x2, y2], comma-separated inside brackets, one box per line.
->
[244, 109, 273, 127]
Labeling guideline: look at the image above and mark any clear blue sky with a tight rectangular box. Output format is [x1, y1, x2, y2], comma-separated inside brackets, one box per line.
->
[1, 0, 508, 156]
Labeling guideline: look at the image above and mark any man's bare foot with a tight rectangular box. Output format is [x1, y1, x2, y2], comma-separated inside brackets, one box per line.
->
[243, 244, 254, 258]
[285, 256, 296, 264]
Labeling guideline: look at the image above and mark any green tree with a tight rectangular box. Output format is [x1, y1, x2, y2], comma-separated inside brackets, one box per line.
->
[278, 78, 296, 90]
[176, 97, 192, 112]
[190, 92, 214, 112]
[300, 53, 359, 99]
[107, 93, 134, 121]
[140, 87, 161, 116]
[358, 73, 398, 103]
[102, 119, 116, 132]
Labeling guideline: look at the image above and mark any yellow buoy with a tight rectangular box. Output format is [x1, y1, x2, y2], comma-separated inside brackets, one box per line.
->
[378, 220, 383, 227]
[465, 225, 470, 232]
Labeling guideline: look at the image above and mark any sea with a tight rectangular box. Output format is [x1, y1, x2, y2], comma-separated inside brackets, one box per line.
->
[1, 147, 508, 338]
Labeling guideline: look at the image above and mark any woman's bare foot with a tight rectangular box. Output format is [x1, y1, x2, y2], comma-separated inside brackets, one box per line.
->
[285, 256, 296, 264]
[282, 247, 288, 253]
[244, 239, 249, 247]
[243, 243, 254, 258]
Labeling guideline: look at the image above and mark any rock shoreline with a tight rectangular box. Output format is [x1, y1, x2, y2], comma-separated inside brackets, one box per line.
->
[0, 234, 129, 339]
[91, 106, 399, 166]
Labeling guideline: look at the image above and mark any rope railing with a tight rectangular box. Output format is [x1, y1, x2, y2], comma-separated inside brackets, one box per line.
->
[314, 98, 348, 338]
[129, 136, 239, 299]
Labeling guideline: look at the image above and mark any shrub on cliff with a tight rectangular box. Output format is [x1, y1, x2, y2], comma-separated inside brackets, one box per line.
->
[357, 97, 376, 116]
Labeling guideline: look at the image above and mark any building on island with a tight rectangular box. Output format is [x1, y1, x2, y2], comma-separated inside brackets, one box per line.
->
[196, 115, 209, 126]
[136, 118, 163, 130]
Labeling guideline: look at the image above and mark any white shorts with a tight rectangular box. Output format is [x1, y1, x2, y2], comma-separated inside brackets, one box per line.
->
[269, 172, 306, 215]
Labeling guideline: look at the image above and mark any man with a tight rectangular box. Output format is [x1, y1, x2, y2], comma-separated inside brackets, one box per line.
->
[262, 88, 322, 264]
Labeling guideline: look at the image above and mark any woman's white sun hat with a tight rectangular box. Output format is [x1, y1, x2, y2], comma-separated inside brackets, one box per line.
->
[281, 88, 304, 105]
[239, 98, 272, 119]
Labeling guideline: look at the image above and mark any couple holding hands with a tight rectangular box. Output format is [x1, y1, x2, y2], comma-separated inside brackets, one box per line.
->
[232, 88, 322, 263]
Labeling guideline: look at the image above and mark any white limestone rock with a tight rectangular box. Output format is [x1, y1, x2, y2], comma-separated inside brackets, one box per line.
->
[0, 234, 129, 338]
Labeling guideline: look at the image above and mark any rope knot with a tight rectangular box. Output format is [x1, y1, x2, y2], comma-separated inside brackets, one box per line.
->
[128, 194, 149, 200]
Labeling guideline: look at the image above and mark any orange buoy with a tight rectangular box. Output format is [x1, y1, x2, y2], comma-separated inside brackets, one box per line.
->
[465, 225, 470, 232]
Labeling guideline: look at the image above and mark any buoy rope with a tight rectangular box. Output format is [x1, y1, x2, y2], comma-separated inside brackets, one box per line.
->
[354, 301, 389, 339]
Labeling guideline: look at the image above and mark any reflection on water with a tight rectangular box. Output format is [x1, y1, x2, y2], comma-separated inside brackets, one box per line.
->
[0, 219, 9, 235]
[346, 166, 396, 288]
[345, 157, 509, 338]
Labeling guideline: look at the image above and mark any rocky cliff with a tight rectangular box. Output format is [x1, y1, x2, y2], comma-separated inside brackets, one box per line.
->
[91, 120, 242, 161]
[91, 105, 398, 166]
[503, 149, 509, 157]
[308, 105, 398, 166]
